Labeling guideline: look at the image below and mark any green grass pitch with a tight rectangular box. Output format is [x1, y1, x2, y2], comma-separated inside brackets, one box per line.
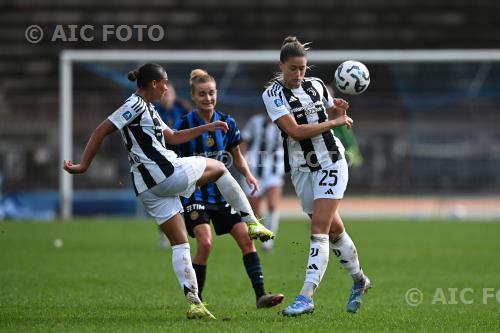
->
[1, 218, 499, 332]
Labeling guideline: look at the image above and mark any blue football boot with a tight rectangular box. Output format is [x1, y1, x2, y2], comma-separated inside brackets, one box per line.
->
[281, 295, 315, 316]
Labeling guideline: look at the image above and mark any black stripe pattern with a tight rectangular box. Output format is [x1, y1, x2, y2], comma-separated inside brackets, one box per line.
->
[302, 80, 340, 165]
[278, 125, 291, 173]
[271, 79, 340, 172]
[127, 111, 174, 181]
[191, 114, 211, 203]
[281, 85, 321, 171]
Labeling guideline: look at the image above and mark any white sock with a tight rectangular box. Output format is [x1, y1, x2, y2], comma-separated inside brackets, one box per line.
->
[215, 171, 257, 223]
[171, 243, 200, 304]
[262, 210, 280, 250]
[300, 234, 330, 297]
[265, 210, 280, 234]
[330, 232, 362, 279]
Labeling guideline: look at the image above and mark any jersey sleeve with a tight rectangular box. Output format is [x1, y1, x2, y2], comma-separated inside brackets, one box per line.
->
[315, 78, 334, 108]
[262, 90, 289, 122]
[225, 116, 242, 150]
[108, 102, 144, 130]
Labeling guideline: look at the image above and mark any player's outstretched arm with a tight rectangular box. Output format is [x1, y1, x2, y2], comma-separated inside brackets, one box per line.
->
[164, 120, 228, 145]
[63, 119, 117, 174]
[275, 112, 353, 142]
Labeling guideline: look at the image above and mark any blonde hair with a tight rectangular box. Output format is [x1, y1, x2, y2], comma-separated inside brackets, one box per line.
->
[189, 69, 215, 94]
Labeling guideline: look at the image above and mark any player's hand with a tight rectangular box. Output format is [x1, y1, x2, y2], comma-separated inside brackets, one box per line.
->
[333, 98, 349, 115]
[332, 114, 354, 129]
[63, 160, 87, 174]
[206, 121, 228, 133]
[246, 174, 260, 196]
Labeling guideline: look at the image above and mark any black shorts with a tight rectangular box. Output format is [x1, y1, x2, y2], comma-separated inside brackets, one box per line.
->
[183, 202, 243, 238]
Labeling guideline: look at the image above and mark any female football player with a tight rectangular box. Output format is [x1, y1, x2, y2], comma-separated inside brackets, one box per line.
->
[262, 37, 371, 316]
[63, 63, 273, 319]
[172, 69, 284, 308]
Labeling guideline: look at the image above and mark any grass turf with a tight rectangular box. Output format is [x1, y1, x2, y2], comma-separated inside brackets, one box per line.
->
[1, 218, 499, 332]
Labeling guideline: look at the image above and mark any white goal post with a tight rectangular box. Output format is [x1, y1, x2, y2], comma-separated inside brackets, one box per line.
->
[59, 49, 500, 219]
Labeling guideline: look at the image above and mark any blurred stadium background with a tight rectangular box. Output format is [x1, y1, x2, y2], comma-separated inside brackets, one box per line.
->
[1, 0, 500, 220]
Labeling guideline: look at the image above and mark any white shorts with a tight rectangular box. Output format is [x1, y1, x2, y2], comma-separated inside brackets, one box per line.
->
[291, 157, 348, 215]
[242, 175, 284, 197]
[137, 156, 206, 225]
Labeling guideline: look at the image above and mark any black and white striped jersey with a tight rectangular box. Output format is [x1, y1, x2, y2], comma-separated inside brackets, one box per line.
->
[108, 94, 176, 195]
[241, 114, 284, 179]
[262, 77, 343, 173]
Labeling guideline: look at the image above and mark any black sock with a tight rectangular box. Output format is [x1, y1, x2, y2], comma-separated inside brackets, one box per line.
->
[192, 264, 207, 301]
[243, 252, 266, 299]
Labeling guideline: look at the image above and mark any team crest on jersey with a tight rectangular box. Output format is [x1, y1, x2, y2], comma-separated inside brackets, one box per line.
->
[306, 87, 317, 96]
[274, 98, 284, 107]
[190, 211, 199, 220]
[205, 136, 215, 147]
[122, 111, 133, 121]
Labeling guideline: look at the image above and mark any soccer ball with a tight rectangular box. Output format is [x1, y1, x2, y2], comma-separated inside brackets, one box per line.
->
[334, 60, 370, 95]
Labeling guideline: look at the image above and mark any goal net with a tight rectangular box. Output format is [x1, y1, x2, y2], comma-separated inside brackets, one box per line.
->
[59, 49, 500, 218]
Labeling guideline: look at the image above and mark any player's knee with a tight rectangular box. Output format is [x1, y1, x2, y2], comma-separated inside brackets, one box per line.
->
[329, 224, 345, 239]
[214, 160, 227, 176]
[197, 238, 212, 254]
[206, 160, 226, 179]
[311, 217, 331, 234]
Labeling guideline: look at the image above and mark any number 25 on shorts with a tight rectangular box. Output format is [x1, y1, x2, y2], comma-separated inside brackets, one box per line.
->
[319, 170, 338, 187]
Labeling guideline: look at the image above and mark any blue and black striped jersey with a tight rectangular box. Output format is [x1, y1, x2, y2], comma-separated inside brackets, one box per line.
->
[154, 101, 190, 128]
[173, 110, 242, 205]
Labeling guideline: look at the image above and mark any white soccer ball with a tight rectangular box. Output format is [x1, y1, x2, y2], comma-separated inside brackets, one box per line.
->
[54, 238, 64, 248]
[334, 60, 370, 95]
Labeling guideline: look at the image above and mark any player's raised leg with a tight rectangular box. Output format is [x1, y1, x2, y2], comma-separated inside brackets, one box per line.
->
[197, 159, 274, 241]
[329, 211, 371, 313]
